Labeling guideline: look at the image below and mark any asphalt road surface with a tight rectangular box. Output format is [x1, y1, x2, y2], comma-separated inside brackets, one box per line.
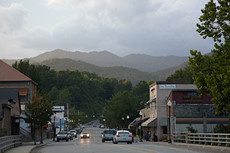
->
[32, 123, 229, 153]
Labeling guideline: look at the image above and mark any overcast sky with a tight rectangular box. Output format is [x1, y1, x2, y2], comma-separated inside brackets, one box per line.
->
[0, 0, 214, 59]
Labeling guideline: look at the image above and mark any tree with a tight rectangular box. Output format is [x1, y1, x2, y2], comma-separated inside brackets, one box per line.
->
[166, 66, 193, 84]
[104, 81, 148, 128]
[24, 94, 53, 144]
[189, 0, 230, 116]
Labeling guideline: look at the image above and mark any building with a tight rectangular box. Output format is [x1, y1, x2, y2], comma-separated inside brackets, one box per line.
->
[0, 88, 21, 136]
[0, 60, 37, 135]
[166, 89, 229, 139]
[142, 82, 197, 141]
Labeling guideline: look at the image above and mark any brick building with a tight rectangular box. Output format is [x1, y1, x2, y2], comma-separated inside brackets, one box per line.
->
[166, 89, 229, 139]
[0, 88, 21, 136]
[141, 82, 197, 141]
[0, 60, 37, 135]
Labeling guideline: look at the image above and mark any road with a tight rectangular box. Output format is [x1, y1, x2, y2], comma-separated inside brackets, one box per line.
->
[32, 123, 229, 153]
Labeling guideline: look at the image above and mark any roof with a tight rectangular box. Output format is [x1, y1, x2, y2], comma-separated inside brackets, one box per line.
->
[171, 89, 197, 92]
[0, 88, 19, 105]
[141, 117, 157, 127]
[0, 60, 32, 82]
[149, 81, 194, 88]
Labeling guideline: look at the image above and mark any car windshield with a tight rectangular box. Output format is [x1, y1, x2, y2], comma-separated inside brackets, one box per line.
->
[104, 130, 116, 134]
[118, 132, 129, 135]
[70, 130, 75, 132]
[58, 131, 67, 134]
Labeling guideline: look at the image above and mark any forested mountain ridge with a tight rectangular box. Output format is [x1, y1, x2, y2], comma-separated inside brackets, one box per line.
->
[40, 58, 159, 85]
[29, 49, 188, 72]
[2, 50, 189, 84]
[2, 57, 188, 85]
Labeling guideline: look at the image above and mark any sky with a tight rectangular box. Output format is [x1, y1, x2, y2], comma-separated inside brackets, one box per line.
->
[0, 0, 214, 59]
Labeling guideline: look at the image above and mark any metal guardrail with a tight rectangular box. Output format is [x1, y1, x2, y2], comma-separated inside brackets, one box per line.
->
[173, 132, 230, 147]
[0, 135, 22, 153]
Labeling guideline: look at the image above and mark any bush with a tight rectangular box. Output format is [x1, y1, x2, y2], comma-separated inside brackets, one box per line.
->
[214, 124, 230, 133]
[186, 126, 197, 133]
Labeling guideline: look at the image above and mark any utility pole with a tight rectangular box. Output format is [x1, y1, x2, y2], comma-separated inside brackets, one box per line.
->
[67, 103, 69, 130]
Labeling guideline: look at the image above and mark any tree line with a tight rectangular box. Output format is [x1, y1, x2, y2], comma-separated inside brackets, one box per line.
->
[13, 60, 151, 128]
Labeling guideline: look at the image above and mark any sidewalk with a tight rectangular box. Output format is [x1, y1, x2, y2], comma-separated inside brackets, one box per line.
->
[5, 139, 52, 153]
[134, 136, 230, 153]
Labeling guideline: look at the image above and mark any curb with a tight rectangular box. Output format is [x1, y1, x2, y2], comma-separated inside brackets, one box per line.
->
[29, 140, 52, 153]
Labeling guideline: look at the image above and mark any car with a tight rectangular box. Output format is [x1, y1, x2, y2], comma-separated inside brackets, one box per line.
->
[113, 130, 133, 144]
[93, 124, 97, 127]
[99, 125, 105, 128]
[81, 132, 90, 138]
[76, 128, 82, 134]
[56, 131, 69, 142]
[67, 131, 74, 140]
[70, 130, 77, 138]
[121, 128, 134, 142]
[101, 129, 116, 142]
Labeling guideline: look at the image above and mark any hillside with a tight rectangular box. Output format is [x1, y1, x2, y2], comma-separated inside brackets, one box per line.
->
[40, 58, 187, 85]
[30, 49, 188, 72]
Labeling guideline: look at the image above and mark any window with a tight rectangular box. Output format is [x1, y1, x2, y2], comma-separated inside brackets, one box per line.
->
[187, 92, 197, 96]
[163, 126, 167, 134]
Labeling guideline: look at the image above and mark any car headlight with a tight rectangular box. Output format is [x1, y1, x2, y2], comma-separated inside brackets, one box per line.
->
[87, 134, 90, 137]
[81, 134, 83, 137]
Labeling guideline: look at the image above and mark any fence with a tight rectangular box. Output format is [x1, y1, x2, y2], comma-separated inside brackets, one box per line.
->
[0, 135, 22, 153]
[173, 132, 230, 147]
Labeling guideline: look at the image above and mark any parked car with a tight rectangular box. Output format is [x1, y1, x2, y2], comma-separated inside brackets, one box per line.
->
[70, 130, 77, 138]
[113, 130, 132, 144]
[67, 131, 74, 140]
[101, 129, 116, 142]
[81, 132, 90, 138]
[56, 131, 69, 142]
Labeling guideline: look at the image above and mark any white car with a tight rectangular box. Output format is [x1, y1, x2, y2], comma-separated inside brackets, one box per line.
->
[113, 130, 132, 144]
[70, 130, 77, 138]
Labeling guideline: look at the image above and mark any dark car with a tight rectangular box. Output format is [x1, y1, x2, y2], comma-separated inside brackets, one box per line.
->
[56, 131, 69, 142]
[101, 129, 116, 142]
[76, 128, 82, 134]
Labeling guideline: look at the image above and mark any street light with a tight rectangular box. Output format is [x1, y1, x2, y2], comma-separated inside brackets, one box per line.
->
[121, 115, 130, 128]
[167, 100, 172, 143]
[139, 111, 143, 142]
[60, 119, 62, 131]
[53, 112, 56, 141]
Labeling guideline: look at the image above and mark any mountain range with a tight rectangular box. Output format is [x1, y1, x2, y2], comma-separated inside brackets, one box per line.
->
[2, 49, 188, 85]
[29, 49, 188, 72]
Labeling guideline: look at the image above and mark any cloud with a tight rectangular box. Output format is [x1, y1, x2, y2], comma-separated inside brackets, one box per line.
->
[0, 3, 27, 34]
[0, 0, 214, 59]
[43, 0, 213, 56]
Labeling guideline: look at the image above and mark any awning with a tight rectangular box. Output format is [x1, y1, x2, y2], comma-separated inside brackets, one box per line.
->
[141, 117, 157, 127]
[129, 117, 149, 127]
